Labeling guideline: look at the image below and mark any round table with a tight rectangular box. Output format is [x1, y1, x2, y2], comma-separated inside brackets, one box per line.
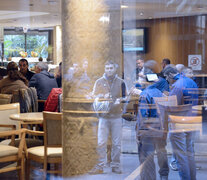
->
[10, 112, 43, 126]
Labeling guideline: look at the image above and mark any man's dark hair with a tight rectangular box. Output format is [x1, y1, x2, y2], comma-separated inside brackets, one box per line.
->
[105, 60, 116, 66]
[19, 58, 28, 65]
[162, 58, 171, 65]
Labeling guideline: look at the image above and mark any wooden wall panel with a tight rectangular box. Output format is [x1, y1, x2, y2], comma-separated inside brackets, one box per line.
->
[124, 15, 207, 73]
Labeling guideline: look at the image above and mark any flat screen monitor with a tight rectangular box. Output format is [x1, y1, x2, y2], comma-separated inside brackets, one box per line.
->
[146, 73, 159, 82]
[122, 28, 147, 53]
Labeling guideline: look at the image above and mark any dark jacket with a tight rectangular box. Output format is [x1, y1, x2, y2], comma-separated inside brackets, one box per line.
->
[29, 70, 58, 100]
[25, 70, 35, 81]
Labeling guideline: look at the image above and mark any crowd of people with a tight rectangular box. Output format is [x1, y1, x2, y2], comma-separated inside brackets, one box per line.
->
[0, 56, 201, 179]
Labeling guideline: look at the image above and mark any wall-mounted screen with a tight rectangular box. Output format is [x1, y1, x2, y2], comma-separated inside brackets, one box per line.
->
[122, 28, 147, 53]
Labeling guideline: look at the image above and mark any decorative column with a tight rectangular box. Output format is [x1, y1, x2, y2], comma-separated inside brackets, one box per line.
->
[62, 0, 121, 177]
[53, 25, 62, 65]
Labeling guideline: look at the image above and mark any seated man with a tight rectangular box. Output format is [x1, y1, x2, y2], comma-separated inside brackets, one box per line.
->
[131, 58, 153, 88]
[29, 62, 58, 100]
[19, 58, 35, 81]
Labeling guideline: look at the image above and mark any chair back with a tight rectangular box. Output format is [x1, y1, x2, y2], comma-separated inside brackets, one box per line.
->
[0, 103, 20, 130]
[43, 111, 62, 147]
[137, 102, 163, 137]
[169, 115, 202, 133]
[153, 95, 177, 113]
[0, 94, 12, 104]
[157, 103, 192, 132]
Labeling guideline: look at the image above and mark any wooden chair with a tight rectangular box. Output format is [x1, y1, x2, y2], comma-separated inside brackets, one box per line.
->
[156, 103, 193, 133]
[25, 111, 62, 179]
[0, 103, 20, 131]
[0, 129, 26, 180]
[137, 102, 163, 137]
[0, 103, 43, 148]
[168, 115, 202, 133]
[153, 95, 177, 109]
[0, 94, 12, 105]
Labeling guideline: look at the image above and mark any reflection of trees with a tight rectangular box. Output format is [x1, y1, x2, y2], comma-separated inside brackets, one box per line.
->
[28, 35, 49, 58]
[4, 34, 49, 58]
[4, 35, 25, 57]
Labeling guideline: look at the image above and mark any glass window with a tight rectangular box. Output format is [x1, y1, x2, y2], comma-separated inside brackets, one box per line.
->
[4, 34, 25, 58]
[3, 29, 50, 59]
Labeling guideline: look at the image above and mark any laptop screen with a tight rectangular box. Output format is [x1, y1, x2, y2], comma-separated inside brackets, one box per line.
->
[146, 73, 159, 82]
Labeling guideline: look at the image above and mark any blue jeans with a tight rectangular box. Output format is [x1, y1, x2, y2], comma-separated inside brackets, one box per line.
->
[97, 117, 122, 168]
[138, 136, 169, 180]
[169, 132, 196, 180]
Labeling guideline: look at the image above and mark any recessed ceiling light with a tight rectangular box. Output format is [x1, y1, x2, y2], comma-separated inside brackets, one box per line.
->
[140, 12, 144, 16]
[121, 5, 128, 9]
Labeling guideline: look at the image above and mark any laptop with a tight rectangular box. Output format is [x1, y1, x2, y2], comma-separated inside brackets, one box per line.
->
[146, 73, 159, 82]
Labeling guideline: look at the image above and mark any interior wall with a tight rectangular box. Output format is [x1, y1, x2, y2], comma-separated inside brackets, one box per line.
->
[124, 15, 207, 79]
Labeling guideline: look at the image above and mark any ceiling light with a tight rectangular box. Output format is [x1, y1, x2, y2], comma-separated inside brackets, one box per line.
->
[99, 14, 110, 23]
[140, 12, 144, 16]
[121, 5, 128, 9]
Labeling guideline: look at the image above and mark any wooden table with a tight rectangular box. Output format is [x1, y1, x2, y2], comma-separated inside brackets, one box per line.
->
[192, 105, 203, 111]
[192, 105, 203, 115]
[10, 112, 43, 128]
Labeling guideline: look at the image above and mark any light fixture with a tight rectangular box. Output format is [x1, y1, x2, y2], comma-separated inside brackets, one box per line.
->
[99, 13, 110, 24]
[121, 5, 128, 9]
[140, 12, 144, 16]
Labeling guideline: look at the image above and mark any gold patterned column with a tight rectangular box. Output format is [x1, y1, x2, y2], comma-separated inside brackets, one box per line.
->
[53, 25, 62, 65]
[62, 0, 121, 177]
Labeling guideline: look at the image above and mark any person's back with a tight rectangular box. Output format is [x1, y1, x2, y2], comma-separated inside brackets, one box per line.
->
[0, 62, 28, 94]
[170, 74, 198, 105]
[29, 62, 58, 100]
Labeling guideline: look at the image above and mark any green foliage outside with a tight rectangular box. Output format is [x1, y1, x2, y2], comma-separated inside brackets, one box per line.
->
[4, 34, 50, 58]
[4, 35, 25, 58]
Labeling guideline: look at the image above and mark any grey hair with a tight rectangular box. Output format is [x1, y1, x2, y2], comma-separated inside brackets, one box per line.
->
[36, 62, 48, 71]
[144, 60, 157, 70]
[175, 64, 185, 73]
[162, 64, 178, 77]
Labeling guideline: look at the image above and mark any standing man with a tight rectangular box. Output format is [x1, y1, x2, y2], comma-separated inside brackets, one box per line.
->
[91, 60, 127, 174]
[163, 65, 198, 180]
[19, 59, 35, 81]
